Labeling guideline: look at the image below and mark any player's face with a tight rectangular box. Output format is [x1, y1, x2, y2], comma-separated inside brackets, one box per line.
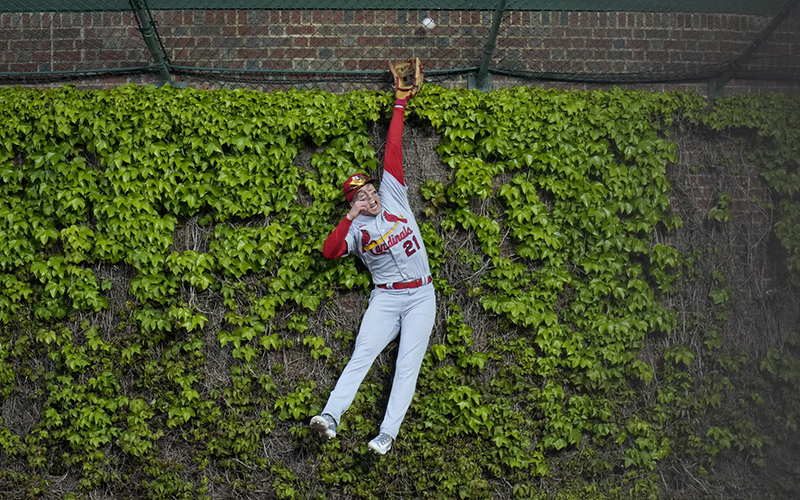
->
[351, 184, 381, 217]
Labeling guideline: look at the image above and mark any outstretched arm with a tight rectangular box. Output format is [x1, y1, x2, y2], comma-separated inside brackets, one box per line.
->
[383, 100, 407, 186]
[384, 58, 422, 187]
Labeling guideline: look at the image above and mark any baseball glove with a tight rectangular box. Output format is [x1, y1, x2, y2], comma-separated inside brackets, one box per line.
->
[389, 58, 423, 100]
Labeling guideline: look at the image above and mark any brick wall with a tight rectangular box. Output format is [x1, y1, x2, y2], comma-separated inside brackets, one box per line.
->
[0, 11, 149, 74]
[1, 8, 798, 96]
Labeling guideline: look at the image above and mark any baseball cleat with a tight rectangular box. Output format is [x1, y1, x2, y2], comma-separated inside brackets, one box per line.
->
[368, 433, 393, 455]
[310, 414, 337, 440]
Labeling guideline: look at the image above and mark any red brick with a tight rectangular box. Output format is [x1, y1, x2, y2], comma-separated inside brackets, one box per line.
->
[503, 37, 527, 48]
[768, 31, 800, 44]
[313, 10, 334, 24]
[564, 27, 592, 38]
[49, 27, 80, 40]
[237, 26, 260, 36]
[53, 50, 81, 61]
[591, 39, 614, 50]
[645, 50, 669, 61]
[543, 37, 571, 49]
[642, 29, 670, 39]
[628, 39, 650, 49]
[1, 7, 798, 97]
[569, 12, 588, 27]
[263, 59, 291, 70]
[309, 37, 339, 47]
[357, 37, 387, 46]
[287, 48, 317, 58]
[594, 27, 633, 39]
[103, 12, 122, 26]
[355, 11, 375, 23]
[10, 63, 36, 72]
[172, 49, 190, 59]
[280, 11, 301, 24]
[684, 40, 700, 51]
[509, 12, 528, 25]
[99, 50, 127, 61]
[681, 52, 704, 62]
[10, 40, 47, 51]
[522, 49, 550, 60]
[51, 62, 77, 71]
[237, 49, 267, 58]
[39, 13, 53, 29]
[287, 25, 315, 35]
[680, 30, 705, 41]
[571, 38, 587, 48]
[171, 37, 195, 48]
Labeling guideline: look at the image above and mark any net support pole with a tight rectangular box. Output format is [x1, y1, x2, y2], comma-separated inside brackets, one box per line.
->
[709, 0, 800, 98]
[470, 0, 507, 92]
[130, 0, 173, 85]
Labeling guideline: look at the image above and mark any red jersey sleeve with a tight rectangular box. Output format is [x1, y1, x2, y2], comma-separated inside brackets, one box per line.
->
[322, 217, 352, 259]
[383, 102, 406, 186]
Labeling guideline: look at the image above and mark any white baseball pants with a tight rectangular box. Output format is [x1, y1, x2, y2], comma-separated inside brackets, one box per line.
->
[322, 283, 436, 439]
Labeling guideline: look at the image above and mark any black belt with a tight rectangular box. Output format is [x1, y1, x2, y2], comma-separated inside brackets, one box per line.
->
[377, 276, 432, 290]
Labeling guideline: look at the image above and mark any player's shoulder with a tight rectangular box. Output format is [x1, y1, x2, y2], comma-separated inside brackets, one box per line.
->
[381, 170, 406, 188]
[380, 173, 408, 198]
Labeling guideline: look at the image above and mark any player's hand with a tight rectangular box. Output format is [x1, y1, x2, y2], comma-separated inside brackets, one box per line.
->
[389, 58, 423, 101]
[348, 200, 369, 220]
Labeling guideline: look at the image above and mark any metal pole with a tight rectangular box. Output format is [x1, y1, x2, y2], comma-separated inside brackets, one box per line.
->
[709, 0, 800, 98]
[470, 0, 507, 92]
[129, 0, 173, 84]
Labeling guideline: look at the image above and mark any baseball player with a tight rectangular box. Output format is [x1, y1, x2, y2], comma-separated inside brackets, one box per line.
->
[310, 59, 434, 455]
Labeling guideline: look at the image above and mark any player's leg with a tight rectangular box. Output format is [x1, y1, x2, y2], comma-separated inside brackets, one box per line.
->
[319, 289, 402, 426]
[378, 285, 436, 439]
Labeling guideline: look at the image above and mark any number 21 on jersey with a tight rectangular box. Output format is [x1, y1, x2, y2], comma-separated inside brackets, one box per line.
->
[403, 235, 421, 257]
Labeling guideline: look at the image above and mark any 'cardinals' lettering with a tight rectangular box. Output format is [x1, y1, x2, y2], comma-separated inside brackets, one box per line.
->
[367, 226, 414, 255]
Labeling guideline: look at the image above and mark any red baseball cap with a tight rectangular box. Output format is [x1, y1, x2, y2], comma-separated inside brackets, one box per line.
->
[342, 173, 376, 203]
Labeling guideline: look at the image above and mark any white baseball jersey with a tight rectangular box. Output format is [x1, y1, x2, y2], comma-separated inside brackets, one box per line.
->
[345, 172, 430, 286]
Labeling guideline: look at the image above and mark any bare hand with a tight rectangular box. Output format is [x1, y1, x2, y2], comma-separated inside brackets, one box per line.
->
[348, 200, 369, 220]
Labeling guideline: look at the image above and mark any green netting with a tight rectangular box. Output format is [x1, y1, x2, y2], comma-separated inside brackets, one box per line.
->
[1, 1, 798, 92]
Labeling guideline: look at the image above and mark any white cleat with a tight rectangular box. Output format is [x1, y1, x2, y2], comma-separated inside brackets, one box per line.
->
[368, 433, 393, 455]
[310, 414, 337, 440]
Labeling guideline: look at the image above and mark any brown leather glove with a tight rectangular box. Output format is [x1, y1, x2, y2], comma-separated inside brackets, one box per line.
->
[389, 58, 423, 101]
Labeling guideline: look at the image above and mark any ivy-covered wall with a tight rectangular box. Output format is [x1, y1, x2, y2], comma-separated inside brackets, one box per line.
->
[0, 84, 798, 499]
